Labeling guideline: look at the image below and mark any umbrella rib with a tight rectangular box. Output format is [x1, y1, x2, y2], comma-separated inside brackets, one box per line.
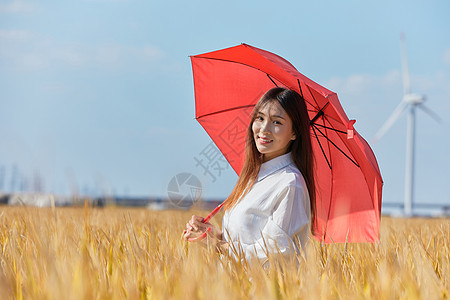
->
[312, 125, 332, 170]
[196, 104, 256, 120]
[310, 103, 330, 125]
[313, 123, 346, 134]
[297, 80, 319, 111]
[313, 123, 333, 242]
[312, 125, 360, 168]
[306, 85, 320, 108]
[267, 74, 279, 87]
[297, 79, 304, 98]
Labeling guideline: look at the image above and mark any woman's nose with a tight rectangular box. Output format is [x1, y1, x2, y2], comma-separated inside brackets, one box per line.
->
[260, 121, 270, 133]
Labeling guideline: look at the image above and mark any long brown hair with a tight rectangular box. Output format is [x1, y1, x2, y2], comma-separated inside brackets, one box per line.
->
[224, 87, 316, 229]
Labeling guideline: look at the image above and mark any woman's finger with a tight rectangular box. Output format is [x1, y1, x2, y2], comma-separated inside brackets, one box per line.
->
[183, 229, 193, 241]
[186, 215, 207, 232]
[186, 222, 194, 231]
[190, 215, 205, 223]
[191, 221, 199, 231]
[191, 223, 200, 231]
[190, 220, 205, 231]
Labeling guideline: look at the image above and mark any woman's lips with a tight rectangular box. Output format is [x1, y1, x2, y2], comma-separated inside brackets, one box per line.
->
[258, 136, 273, 144]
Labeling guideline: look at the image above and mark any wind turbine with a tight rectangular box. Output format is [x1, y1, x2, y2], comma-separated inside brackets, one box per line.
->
[372, 34, 440, 216]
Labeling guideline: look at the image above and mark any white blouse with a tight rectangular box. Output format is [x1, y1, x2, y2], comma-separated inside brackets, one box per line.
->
[222, 152, 311, 262]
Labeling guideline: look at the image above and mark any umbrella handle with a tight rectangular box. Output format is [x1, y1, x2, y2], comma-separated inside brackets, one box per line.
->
[202, 202, 224, 223]
[187, 202, 224, 242]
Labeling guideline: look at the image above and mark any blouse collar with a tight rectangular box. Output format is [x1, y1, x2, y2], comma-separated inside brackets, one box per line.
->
[257, 152, 294, 182]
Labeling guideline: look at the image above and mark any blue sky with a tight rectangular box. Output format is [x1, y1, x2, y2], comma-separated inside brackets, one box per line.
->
[1, 0, 449, 207]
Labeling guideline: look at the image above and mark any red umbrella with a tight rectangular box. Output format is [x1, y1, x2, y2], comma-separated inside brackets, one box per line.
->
[191, 44, 383, 243]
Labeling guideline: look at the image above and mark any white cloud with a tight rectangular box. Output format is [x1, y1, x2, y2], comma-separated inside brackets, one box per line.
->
[383, 70, 401, 85]
[84, 0, 130, 2]
[132, 46, 164, 61]
[54, 45, 89, 67]
[341, 74, 370, 95]
[0, 0, 36, 13]
[0, 30, 165, 71]
[444, 48, 450, 66]
[0, 29, 32, 40]
[325, 68, 448, 102]
[325, 70, 402, 98]
[19, 52, 47, 69]
[91, 45, 164, 66]
[94, 45, 123, 65]
[42, 83, 69, 93]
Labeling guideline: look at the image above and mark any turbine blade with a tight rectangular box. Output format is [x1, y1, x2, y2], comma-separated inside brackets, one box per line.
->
[372, 101, 408, 144]
[418, 104, 442, 123]
[400, 33, 411, 95]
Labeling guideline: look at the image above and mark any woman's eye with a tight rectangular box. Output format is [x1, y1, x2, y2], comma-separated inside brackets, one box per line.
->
[274, 120, 282, 125]
[256, 116, 263, 121]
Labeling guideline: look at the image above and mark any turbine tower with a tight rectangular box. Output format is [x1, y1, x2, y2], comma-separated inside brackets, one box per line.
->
[372, 34, 440, 216]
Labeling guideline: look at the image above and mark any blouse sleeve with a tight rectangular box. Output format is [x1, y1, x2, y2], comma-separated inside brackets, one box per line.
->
[227, 182, 310, 262]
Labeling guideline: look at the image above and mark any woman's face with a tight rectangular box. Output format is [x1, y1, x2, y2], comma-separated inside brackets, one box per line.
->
[252, 100, 296, 162]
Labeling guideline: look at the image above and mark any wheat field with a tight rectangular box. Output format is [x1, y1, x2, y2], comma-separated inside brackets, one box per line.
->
[0, 204, 448, 299]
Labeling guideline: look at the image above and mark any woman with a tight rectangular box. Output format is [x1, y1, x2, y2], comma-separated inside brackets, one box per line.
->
[183, 87, 316, 262]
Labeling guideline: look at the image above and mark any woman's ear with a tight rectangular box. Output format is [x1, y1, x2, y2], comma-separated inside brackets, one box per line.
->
[291, 133, 296, 140]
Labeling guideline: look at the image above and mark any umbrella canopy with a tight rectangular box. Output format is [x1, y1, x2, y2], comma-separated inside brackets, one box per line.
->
[191, 44, 383, 243]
